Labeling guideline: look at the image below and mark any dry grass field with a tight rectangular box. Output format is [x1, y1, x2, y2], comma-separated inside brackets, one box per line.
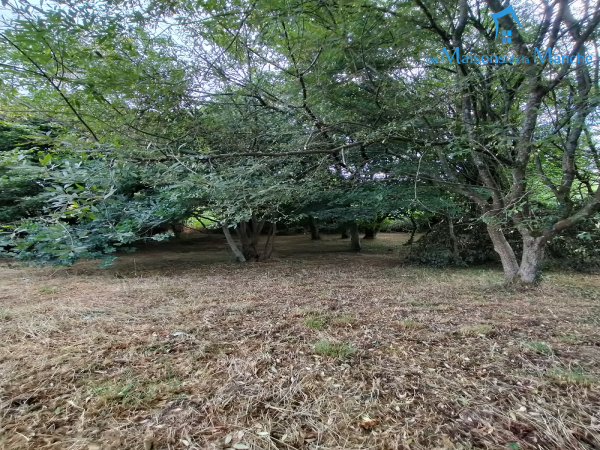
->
[1, 233, 599, 450]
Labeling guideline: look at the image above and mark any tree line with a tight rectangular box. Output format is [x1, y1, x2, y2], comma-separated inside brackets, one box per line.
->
[1, 0, 599, 284]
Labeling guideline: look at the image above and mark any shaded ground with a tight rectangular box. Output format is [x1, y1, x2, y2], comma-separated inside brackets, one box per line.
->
[1, 233, 599, 450]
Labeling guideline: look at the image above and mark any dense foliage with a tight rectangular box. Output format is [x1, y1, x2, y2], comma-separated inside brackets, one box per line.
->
[1, 0, 599, 282]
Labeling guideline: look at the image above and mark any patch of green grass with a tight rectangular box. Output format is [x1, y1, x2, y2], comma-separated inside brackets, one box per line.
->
[547, 367, 597, 386]
[313, 340, 355, 359]
[559, 333, 582, 344]
[90, 376, 184, 408]
[459, 324, 495, 336]
[37, 285, 59, 295]
[525, 340, 554, 356]
[304, 314, 327, 330]
[331, 314, 356, 327]
[0, 308, 11, 322]
[398, 318, 424, 329]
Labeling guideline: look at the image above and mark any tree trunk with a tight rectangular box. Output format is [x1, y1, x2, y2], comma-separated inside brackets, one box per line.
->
[250, 217, 265, 248]
[448, 216, 460, 265]
[235, 221, 259, 260]
[517, 234, 545, 285]
[308, 216, 320, 240]
[170, 223, 183, 238]
[404, 214, 417, 246]
[363, 227, 377, 239]
[486, 224, 519, 282]
[263, 222, 276, 259]
[349, 222, 362, 252]
[222, 225, 246, 262]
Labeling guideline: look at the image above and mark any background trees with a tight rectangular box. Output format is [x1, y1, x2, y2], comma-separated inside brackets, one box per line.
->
[1, 0, 599, 282]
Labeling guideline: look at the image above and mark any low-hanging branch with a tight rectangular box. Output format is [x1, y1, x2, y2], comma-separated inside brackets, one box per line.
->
[187, 136, 450, 160]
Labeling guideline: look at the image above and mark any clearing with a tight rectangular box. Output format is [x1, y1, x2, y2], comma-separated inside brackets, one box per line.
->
[0, 234, 599, 450]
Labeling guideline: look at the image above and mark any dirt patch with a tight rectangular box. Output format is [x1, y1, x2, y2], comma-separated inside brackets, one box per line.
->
[1, 234, 599, 449]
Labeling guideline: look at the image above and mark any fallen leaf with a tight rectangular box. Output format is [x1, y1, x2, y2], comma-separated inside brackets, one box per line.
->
[359, 416, 379, 430]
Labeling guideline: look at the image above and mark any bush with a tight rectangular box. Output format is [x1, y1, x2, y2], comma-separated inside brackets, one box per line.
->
[547, 216, 600, 272]
[407, 218, 520, 267]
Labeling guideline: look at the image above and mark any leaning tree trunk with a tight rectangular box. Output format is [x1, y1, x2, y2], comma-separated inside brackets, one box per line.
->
[517, 234, 546, 285]
[486, 224, 519, 282]
[223, 225, 246, 262]
[263, 222, 277, 260]
[404, 214, 418, 246]
[308, 216, 320, 240]
[349, 222, 362, 252]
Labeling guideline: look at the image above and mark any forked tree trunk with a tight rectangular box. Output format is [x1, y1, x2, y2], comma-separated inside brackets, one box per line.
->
[486, 224, 519, 282]
[349, 222, 362, 252]
[236, 221, 259, 260]
[517, 234, 546, 285]
[308, 216, 320, 240]
[486, 225, 548, 285]
[231, 219, 276, 262]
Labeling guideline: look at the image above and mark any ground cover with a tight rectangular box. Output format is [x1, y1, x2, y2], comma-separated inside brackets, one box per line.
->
[1, 234, 599, 449]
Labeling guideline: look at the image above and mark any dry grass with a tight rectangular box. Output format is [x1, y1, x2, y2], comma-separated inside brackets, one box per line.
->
[1, 233, 599, 450]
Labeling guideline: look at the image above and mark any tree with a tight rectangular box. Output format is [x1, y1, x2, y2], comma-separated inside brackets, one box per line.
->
[408, 0, 600, 283]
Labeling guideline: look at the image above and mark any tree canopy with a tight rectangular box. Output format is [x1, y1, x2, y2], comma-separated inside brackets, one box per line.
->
[1, 0, 599, 283]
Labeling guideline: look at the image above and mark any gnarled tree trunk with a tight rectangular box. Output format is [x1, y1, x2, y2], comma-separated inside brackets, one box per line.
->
[486, 224, 549, 285]
[517, 234, 546, 285]
[231, 218, 276, 261]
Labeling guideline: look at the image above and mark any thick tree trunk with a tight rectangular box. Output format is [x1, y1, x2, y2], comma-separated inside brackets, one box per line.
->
[235, 221, 259, 260]
[222, 225, 246, 262]
[363, 227, 377, 239]
[517, 234, 545, 285]
[308, 216, 320, 240]
[486, 224, 519, 282]
[349, 222, 362, 252]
